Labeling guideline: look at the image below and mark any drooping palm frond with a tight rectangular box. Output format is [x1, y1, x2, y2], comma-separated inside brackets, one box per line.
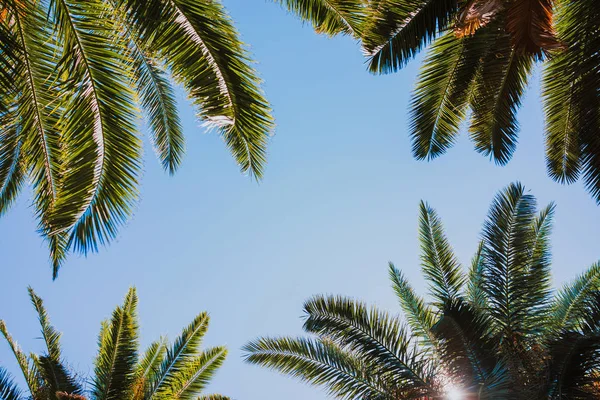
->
[244, 337, 392, 400]
[506, 0, 561, 58]
[273, 0, 366, 37]
[92, 288, 139, 400]
[302, 295, 437, 394]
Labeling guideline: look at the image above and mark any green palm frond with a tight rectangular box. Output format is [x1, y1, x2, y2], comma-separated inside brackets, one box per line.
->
[47, 0, 141, 277]
[302, 295, 436, 393]
[122, 0, 273, 179]
[159, 346, 227, 400]
[0, 367, 22, 400]
[243, 337, 394, 399]
[480, 182, 540, 337]
[197, 395, 230, 400]
[132, 339, 166, 399]
[469, 31, 533, 165]
[28, 288, 62, 361]
[409, 30, 485, 159]
[0, 103, 25, 216]
[273, 0, 366, 37]
[147, 312, 209, 399]
[418, 201, 465, 307]
[364, 0, 460, 73]
[551, 262, 600, 333]
[467, 241, 488, 312]
[388, 263, 437, 350]
[0, 321, 38, 395]
[92, 288, 139, 400]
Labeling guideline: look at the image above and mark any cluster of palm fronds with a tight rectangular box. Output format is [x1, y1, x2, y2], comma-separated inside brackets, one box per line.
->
[275, 0, 600, 205]
[245, 183, 600, 399]
[0, 287, 228, 400]
[0, 0, 273, 276]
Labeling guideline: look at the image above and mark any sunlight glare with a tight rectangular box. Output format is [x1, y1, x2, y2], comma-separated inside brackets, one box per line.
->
[445, 384, 464, 400]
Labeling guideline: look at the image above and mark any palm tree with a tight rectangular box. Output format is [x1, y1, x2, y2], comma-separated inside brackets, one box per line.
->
[273, 0, 600, 205]
[0, 287, 229, 400]
[244, 182, 600, 399]
[0, 0, 273, 277]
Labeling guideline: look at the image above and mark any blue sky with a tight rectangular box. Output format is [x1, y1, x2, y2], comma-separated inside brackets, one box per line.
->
[1, 1, 600, 399]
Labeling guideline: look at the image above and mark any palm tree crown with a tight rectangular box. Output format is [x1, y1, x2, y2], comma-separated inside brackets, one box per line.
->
[273, 0, 600, 205]
[0, 287, 229, 400]
[245, 182, 600, 399]
[0, 0, 273, 277]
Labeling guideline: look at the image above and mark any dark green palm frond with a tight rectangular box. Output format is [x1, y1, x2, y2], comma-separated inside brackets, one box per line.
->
[158, 346, 227, 400]
[418, 201, 465, 307]
[579, 292, 600, 334]
[388, 263, 438, 350]
[0, 113, 25, 217]
[409, 30, 485, 159]
[542, 0, 600, 193]
[131, 339, 166, 400]
[480, 182, 538, 337]
[108, 0, 184, 175]
[364, 0, 460, 74]
[146, 312, 209, 399]
[551, 262, 600, 333]
[547, 330, 600, 399]
[0, 367, 22, 400]
[273, 0, 366, 37]
[302, 295, 436, 394]
[431, 299, 500, 392]
[123, 0, 273, 179]
[92, 288, 139, 400]
[47, 0, 141, 277]
[6, 0, 68, 269]
[467, 241, 488, 312]
[243, 337, 394, 400]
[28, 287, 81, 397]
[0, 321, 38, 395]
[469, 31, 533, 165]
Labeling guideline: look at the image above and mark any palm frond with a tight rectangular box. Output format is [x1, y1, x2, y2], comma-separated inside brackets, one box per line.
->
[0, 367, 22, 400]
[243, 337, 395, 400]
[388, 263, 438, 350]
[273, 0, 366, 37]
[131, 339, 166, 400]
[469, 31, 533, 165]
[0, 98, 25, 216]
[551, 261, 600, 333]
[92, 288, 139, 400]
[197, 395, 230, 400]
[364, 0, 460, 73]
[466, 241, 488, 312]
[48, 0, 142, 277]
[28, 287, 62, 361]
[418, 201, 465, 307]
[146, 312, 209, 399]
[122, 0, 273, 179]
[159, 346, 227, 400]
[505, 0, 561, 58]
[480, 182, 539, 337]
[302, 295, 436, 393]
[0, 321, 38, 395]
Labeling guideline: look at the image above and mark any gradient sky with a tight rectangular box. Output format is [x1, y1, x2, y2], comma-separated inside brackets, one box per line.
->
[1, 2, 600, 400]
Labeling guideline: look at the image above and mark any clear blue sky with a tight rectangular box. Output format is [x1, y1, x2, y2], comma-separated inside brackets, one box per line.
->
[1, 2, 599, 399]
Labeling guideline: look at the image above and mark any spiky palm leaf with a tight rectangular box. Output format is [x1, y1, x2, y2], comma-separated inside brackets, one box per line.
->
[245, 182, 600, 399]
[0, 0, 273, 277]
[0, 288, 229, 400]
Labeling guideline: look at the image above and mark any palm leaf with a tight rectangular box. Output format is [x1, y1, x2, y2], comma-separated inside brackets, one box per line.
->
[418, 201, 465, 307]
[92, 288, 139, 400]
[505, 0, 561, 57]
[273, 0, 366, 37]
[466, 241, 487, 312]
[364, 0, 460, 73]
[0, 368, 22, 400]
[243, 337, 393, 400]
[0, 321, 38, 395]
[302, 295, 436, 394]
[131, 339, 166, 400]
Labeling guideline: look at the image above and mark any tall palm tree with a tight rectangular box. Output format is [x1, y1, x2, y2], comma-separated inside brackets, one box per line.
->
[0, 0, 273, 277]
[244, 182, 600, 399]
[273, 0, 600, 205]
[0, 287, 228, 400]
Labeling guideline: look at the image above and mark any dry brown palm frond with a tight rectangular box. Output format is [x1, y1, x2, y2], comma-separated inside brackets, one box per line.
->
[454, 0, 504, 37]
[506, 0, 563, 57]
